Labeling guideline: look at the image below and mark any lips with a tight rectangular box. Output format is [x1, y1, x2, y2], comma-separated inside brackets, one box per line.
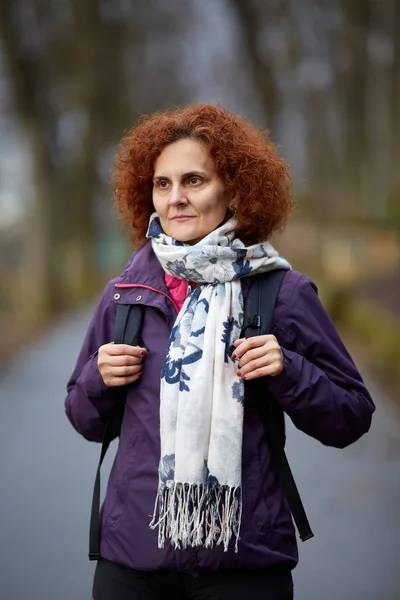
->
[171, 216, 195, 221]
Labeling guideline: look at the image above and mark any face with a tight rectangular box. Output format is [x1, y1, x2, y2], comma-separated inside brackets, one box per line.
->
[152, 138, 233, 244]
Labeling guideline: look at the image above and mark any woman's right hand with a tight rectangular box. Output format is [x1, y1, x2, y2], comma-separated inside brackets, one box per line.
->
[97, 343, 148, 387]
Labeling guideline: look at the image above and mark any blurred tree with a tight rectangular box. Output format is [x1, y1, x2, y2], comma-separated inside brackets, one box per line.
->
[1, 0, 399, 348]
[340, 0, 370, 211]
[0, 0, 62, 322]
[232, 0, 400, 226]
[58, 0, 132, 304]
[389, 0, 400, 228]
[0, 0, 133, 322]
[230, 0, 283, 135]
[0, 0, 193, 326]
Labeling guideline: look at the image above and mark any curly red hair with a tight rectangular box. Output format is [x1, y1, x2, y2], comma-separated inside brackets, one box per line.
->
[112, 104, 294, 246]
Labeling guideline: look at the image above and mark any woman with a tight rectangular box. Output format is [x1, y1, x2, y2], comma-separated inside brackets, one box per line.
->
[65, 104, 375, 600]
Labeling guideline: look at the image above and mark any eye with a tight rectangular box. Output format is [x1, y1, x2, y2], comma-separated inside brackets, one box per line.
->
[188, 176, 202, 185]
[155, 179, 170, 189]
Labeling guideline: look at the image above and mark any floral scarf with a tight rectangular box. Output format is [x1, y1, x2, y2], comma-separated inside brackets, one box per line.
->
[147, 213, 291, 552]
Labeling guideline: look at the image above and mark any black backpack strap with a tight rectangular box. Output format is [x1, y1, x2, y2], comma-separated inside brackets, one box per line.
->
[261, 401, 314, 542]
[242, 270, 286, 336]
[89, 303, 145, 561]
[114, 304, 145, 347]
[89, 416, 115, 560]
[243, 271, 314, 543]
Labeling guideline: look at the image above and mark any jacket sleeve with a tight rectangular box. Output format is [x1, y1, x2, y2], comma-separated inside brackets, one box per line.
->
[64, 279, 122, 442]
[268, 274, 375, 448]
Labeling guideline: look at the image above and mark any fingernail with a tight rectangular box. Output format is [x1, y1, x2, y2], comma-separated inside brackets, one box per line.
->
[140, 350, 146, 357]
[232, 353, 237, 360]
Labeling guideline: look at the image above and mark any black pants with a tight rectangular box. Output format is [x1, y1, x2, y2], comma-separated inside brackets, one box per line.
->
[93, 559, 294, 600]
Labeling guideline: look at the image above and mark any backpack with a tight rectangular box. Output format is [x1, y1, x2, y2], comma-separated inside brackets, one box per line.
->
[89, 270, 313, 560]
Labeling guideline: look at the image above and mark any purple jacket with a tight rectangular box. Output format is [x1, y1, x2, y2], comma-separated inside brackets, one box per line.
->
[65, 241, 375, 574]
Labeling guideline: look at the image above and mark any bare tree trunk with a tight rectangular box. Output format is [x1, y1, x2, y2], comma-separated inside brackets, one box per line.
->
[61, 0, 104, 302]
[391, 0, 400, 195]
[61, 0, 131, 302]
[0, 1, 61, 324]
[340, 0, 371, 214]
[230, 0, 281, 134]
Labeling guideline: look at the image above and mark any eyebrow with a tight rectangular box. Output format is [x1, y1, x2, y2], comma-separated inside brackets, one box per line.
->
[153, 170, 208, 181]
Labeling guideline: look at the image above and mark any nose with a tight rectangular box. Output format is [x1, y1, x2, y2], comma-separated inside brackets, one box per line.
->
[168, 183, 188, 207]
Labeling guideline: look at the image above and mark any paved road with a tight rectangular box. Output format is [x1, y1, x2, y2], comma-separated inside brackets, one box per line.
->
[0, 306, 399, 600]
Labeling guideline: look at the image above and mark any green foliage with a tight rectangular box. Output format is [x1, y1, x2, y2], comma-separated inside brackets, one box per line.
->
[341, 297, 400, 399]
[387, 188, 400, 231]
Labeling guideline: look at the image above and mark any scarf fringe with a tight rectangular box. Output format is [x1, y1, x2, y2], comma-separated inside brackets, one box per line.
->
[149, 483, 242, 553]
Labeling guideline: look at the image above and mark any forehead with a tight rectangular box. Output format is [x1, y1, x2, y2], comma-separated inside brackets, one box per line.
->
[154, 138, 215, 175]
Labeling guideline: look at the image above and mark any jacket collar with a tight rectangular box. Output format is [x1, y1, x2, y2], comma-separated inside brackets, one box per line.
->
[118, 241, 168, 292]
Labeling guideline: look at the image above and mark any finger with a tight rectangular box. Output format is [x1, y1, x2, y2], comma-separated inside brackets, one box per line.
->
[237, 354, 271, 377]
[103, 354, 143, 368]
[106, 372, 143, 387]
[232, 338, 245, 347]
[106, 344, 148, 358]
[238, 361, 283, 380]
[232, 335, 280, 360]
[107, 364, 143, 378]
[231, 335, 269, 359]
[238, 347, 282, 376]
[237, 345, 267, 368]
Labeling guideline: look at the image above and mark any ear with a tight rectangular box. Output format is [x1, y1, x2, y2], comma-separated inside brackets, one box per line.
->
[229, 194, 239, 213]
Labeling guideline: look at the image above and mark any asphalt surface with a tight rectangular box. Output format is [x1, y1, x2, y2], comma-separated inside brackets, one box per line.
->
[0, 306, 399, 600]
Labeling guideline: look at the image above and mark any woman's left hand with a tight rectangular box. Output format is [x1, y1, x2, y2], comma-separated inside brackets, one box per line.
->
[231, 335, 283, 380]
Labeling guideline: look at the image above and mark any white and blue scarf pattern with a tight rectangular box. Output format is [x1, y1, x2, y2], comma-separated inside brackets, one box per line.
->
[147, 213, 291, 552]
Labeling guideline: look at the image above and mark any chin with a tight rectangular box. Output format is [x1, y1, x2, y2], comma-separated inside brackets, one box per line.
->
[168, 228, 199, 244]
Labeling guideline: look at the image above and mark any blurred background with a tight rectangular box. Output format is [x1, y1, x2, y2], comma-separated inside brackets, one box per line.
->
[1, 0, 400, 394]
[0, 1, 399, 599]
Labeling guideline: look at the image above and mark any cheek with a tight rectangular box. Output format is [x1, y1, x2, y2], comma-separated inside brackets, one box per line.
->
[152, 195, 168, 221]
[201, 191, 230, 220]
[152, 193, 160, 212]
